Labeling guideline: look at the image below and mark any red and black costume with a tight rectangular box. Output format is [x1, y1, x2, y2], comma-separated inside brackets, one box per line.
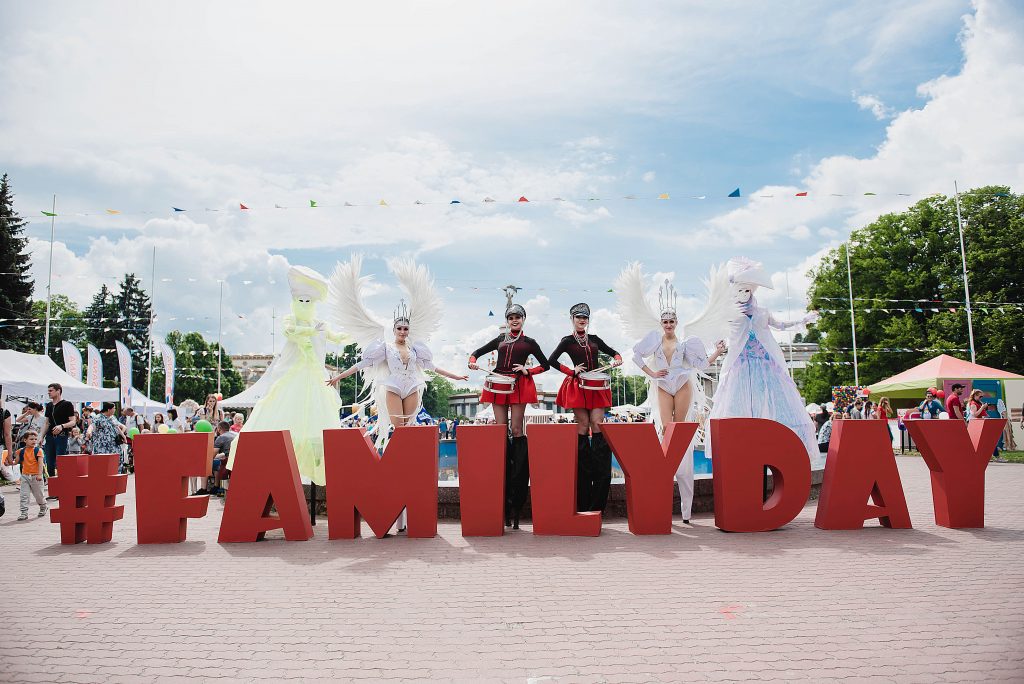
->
[549, 334, 621, 410]
[470, 334, 550, 406]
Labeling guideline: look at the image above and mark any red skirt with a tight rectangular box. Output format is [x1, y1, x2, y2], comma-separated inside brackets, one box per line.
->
[481, 373, 538, 406]
[556, 375, 613, 410]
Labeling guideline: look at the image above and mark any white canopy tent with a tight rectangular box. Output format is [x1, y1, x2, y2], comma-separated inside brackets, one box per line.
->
[0, 349, 118, 403]
[474, 404, 554, 423]
[127, 388, 176, 419]
[220, 368, 275, 409]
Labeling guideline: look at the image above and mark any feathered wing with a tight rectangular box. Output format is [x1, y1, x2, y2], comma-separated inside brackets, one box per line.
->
[328, 255, 391, 447]
[614, 262, 660, 340]
[328, 254, 388, 348]
[390, 258, 442, 344]
[684, 263, 740, 349]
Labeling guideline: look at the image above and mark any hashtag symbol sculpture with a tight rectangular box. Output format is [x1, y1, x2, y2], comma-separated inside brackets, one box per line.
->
[49, 453, 128, 544]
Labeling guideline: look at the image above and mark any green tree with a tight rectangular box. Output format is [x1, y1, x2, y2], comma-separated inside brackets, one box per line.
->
[422, 374, 456, 417]
[83, 284, 120, 385]
[326, 343, 362, 408]
[115, 273, 152, 383]
[801, 186, 1024, 402]
[0, 174, 35, 351]
[608, 367, 648, 406]
[149, 330, 245, 404]
[30, 295, 86, 363]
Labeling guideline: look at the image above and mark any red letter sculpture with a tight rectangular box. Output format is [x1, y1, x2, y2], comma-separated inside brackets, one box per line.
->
[217, 431, 313, 542]
[134, 433, 212, 543]
[814, 419, 912, 530]
[712, 418, 811, 532]
[49, 453, 128, 544]
[905, 418, 1005, 528]
[324, 426, 438, 539]
[527, 423, 601, 536]
[456, 425, 506, 536]
[601, 422, 697, 534]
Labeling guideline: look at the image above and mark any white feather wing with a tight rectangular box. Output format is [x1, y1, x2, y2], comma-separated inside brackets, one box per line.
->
[614, 262, 660, 339]
[328, 254, 388, 349]
[684, 263, 740, 348]
[390, 258, 442, 344]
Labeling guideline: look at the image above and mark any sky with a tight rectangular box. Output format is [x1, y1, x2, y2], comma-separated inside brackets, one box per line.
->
[2, 0, 1022, 389]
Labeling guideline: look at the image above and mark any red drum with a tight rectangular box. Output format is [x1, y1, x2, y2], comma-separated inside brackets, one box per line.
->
[483, 372, 516, 394]
[578, 371, 611, 391]
[556, 374, 613, 410]
[481, 373, 539, 406]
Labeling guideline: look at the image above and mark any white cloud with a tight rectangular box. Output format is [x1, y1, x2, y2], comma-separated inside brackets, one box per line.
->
[642, 171, 657, 183]
[853, 92, 895, 120]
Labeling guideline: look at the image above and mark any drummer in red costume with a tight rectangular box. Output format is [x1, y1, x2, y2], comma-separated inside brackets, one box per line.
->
[548, 302, 623, 513]
[468, 302, 551, 529]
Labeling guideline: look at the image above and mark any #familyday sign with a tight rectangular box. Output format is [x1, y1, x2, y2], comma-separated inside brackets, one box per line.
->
[44, 419, 1004, 546]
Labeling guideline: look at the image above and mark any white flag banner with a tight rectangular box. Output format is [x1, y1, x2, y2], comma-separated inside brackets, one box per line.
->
[86, 344, 103, 388]
[61, 341, 82, 381]
[114, 340, 132, 408]
[159, 342, 175, 409]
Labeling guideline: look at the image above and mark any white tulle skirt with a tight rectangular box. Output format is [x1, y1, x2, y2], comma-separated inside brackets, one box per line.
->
[710, 333, 823, 469]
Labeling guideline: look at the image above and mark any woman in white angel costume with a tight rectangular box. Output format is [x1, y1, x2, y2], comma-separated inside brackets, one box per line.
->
[227, 266, 347, 485]
[711, 257, 822, 468]
[615, 263, 730, 523]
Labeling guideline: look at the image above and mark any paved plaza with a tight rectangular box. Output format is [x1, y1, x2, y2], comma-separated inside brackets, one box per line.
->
[1, 456, 1022, 683]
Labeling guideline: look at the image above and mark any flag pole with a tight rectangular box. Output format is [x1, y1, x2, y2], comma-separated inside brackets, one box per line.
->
[844, 242, 859, 387]
[43, 194, 56, 356]
[953, 181, 976, 363]
[217, 280, 224, 395]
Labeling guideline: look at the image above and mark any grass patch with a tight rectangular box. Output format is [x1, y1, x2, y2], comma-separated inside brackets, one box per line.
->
[998, 451, 1024, 463]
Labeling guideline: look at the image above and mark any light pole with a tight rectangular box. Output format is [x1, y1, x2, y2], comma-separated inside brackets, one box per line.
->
[953, 181, 976, 363]
[43, 194, 56, 355]
[844, 241, 859, 387]
[217, 280, 224, 395]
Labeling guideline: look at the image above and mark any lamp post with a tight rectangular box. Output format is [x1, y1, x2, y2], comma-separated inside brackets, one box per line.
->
[43, 194, 56, 355]
[844, 241, 859, 387]
[217, 280, 224, 395]
[953, 181, 977, 363]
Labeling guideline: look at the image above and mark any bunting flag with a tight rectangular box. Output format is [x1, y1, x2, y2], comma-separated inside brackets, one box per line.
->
[658, 193, 670, 199]
[309, 200, 317, 208]
[86, 344, 103, 390]
[173, 207, 185, 212]
[159, 342, 176, 410]
[450, 200, 460, 204]
[379, 199, 388, 206]
[106, 209, 120, 214]
[518, 196, 529, 203]
[795, 191, 808, 197]
[114, 340, 133, 408]
[41, 210, 57, 217]
[728, 188, 741, 198]
[239, 203, 249, 210]
[61, 341, 83, 381]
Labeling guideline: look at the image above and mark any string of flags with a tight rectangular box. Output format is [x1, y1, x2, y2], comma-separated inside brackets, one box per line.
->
[25, 189, 1014, 222]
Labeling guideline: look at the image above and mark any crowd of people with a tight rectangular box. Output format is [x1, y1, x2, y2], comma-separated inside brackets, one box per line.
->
[1, 386, 248, 519]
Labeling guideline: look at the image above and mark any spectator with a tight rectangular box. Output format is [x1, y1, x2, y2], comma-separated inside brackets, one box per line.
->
[996, 397, 1015, 451]
[67, 427, 87, 454]
[120, 407, 146, 432]
[152, 413, 165, 430]
[849, 398, 865, 420]
[946, 383, 965, 421]
[13, 430, 47, 520]
[230, 412, 244, 433]
[194, 393, 223, 425]
[876, 397, 894, 444]
[966, 389, 987, 422]
[438, 417, 448, 439]
[87, 402, 123, 457]
[212, 420, 237, 495]
[452, 417, 459, 440]
[15, 403, 46, 449]
[816, 409, 833, 454]
[166, 408, 185, 432]
[43, 383, 75, 499]
[917, 389, 943, 419]
[1, 389, 12, 456]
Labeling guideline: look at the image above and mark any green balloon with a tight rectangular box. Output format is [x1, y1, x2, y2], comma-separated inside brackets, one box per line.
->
[167, 428, 178, 434]
[127, 427, 140, 439]
[194, 420, 213, 433]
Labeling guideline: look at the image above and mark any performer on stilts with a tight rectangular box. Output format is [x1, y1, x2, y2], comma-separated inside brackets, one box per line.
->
[547, 303, 622, 513]
[616, 263, 731, 523]
[710, 257, 821, 468]
[328, 255, 467, 533]
[226, 266, 347, 487]
[468, 290, 550, 529]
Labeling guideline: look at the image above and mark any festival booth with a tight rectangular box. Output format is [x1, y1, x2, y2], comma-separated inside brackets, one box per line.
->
[0, 349, 118, 403]
[866, 354, 1024, 449]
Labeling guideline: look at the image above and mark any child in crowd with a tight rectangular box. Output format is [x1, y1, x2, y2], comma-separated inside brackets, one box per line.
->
[14, 430, 47, 520]
[68, 427, 87, 454]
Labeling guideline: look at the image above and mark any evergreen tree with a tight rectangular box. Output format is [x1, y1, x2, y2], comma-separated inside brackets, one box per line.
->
[114, 274, 152, 385]
[0, 174, 36, 351]
[83, 285, 120, 385]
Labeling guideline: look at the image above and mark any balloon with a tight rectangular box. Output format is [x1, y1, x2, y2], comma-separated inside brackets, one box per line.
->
[194, 419, 214, 433]
[157, 424, 170, 434]
[127, 427, 140, 439]
[167, 428, 178, 434]
[936, 390, 946, 400]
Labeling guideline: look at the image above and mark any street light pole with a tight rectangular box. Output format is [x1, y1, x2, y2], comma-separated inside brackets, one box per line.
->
[953, 181, 977, 363]
[844, 242, 859, 387]
[217, 280, 224, 395]
[43, 194, 56, 355]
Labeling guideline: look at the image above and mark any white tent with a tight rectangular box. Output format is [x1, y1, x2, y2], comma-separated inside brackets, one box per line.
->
[220, 368, 276, 408]
[128, 388, 176, 418]
[0, 349, 118, 403]
[474, 403, 553, 423]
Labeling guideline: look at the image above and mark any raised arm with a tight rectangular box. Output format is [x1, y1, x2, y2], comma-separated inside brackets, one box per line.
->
[468, 335, 501, 370]
[767, 310, 819, 331]
[328, 339, 385, 386]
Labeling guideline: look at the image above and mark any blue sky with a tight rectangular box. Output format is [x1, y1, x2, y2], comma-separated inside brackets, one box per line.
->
[2, 0, 1022, 382]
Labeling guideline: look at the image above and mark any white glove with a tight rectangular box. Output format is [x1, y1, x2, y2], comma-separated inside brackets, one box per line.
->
[802, 311, 820, 325]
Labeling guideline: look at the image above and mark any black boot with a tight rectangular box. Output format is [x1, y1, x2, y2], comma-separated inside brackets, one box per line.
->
[589, 432, 613, 513]
[576, 434, 593, 512]
[510, 435, 530, 528]
[504, 438, 514, 527]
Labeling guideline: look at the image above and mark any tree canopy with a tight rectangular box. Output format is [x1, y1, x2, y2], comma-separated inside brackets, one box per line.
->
[0, 174, 35, 351]
[801, 185, 1023, 402]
